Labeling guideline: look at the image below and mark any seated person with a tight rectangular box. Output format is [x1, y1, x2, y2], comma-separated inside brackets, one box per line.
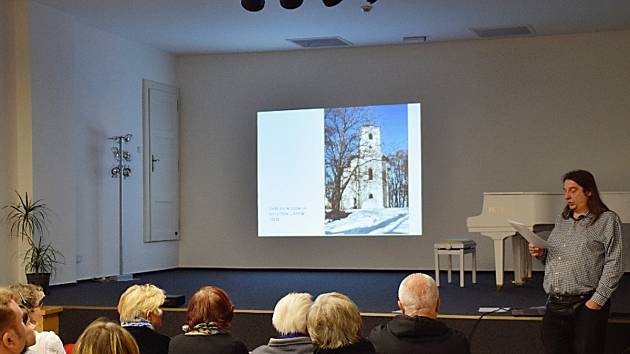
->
[252, 292, 314, 354]
[168, 286, 248, 354]
[307, 292, 375, 354]
[9, 284, 63, 354]
[117, 284, 170, 354]
[73, 319, 139, 354]
[0, 287, 37, 354]
[368, 273, 470, 354]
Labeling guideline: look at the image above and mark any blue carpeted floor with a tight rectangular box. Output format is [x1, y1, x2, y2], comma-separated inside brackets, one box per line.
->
[45, 269, 630, 316]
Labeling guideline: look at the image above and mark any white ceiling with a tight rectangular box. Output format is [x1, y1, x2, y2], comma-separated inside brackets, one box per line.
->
[33, 0, 630, 55]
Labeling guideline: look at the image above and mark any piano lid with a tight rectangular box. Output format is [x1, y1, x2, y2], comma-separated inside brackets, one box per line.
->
[467, 192, 630, 231]
[467, 192, 564, 230]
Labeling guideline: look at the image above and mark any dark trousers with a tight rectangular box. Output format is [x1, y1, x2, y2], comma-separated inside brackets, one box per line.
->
[542, 299, 610, 354]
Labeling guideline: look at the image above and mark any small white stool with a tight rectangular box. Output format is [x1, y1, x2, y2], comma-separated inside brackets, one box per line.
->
[434, 239, 477, 287]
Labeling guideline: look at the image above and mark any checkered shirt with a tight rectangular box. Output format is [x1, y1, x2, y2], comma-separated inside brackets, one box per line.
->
[542, 210, 623, 306]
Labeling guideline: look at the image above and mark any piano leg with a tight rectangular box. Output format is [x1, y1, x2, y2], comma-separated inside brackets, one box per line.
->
[459, 249, 464, 288]
[472, 248, 477, 284]
[512, 234, 531, 285]
[493, 239, 505, 289]
[526, 250, 532, 279]
[512, 235, 525, 285]
[434, 250, 440, 286]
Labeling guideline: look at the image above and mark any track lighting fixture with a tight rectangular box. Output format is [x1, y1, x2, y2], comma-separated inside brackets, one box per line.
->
[241, 0, 265, 12]
[241, 0, 371, 12]
[280, 0, 303, 10]
[323, 0, 343, 6]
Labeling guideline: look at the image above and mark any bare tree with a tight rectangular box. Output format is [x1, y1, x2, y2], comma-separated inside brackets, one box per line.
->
[386, 150, 408, 208]
[325, 107, 373, 215]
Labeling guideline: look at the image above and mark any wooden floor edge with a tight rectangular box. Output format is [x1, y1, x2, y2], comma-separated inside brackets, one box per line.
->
[56, 306, 630, 323]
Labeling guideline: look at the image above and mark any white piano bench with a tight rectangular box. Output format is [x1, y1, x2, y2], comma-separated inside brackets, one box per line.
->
[434, 239, 477, 287]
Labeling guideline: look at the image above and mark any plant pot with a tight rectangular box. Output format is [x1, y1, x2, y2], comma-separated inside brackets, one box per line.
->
[26, 273, 51, 294]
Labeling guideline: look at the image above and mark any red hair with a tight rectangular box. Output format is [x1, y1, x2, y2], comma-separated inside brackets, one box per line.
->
[185, 286, 234, 331]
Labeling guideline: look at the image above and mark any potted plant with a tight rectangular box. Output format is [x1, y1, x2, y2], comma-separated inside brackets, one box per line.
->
[4, 191, 64, 293]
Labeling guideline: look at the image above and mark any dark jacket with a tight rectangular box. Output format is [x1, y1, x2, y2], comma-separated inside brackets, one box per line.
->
[124, 326, 171, 354]
[251, 335, 314, 354]
[314, 338, 376, 354]
[368, 315, 470, 354]
[169, 332, 249, 354]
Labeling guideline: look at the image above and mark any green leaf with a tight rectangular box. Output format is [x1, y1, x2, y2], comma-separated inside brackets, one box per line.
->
[4, 191, 64, 276]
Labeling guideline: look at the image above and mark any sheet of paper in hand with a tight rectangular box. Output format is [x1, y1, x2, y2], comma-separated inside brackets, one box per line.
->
[508, 219, 550, 248]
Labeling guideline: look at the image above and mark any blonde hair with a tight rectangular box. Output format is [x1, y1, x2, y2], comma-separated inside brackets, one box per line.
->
[0, 288, 18, 332]
[117, 284, 165, 323]
[307, 292, 362, 349]
[8, 284, 45, 310]
[397, 273, 439, 313]
[74, 320, 139, 354]
[272, 293, 312, 335]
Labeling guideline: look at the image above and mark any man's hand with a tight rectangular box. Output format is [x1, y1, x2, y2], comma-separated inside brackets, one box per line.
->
[528, 243, 545, 257]
[585, 299, 602, 310]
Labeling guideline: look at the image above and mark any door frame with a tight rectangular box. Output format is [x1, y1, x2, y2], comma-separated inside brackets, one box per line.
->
[142, 79, 180, 242]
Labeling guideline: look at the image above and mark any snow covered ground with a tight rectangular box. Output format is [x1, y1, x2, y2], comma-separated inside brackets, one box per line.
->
[325, 207, 409, 235]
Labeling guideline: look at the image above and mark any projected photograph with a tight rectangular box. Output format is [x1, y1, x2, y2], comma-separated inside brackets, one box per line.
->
[257, 102, 421, 237]
[325, 105, 409, 235]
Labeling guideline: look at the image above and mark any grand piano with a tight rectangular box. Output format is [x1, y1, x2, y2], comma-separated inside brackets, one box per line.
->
[467, 192, 630, 288]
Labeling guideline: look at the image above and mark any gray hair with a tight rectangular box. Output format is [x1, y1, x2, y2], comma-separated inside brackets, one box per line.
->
[397, 273, 439, 313]
[271, 293, 313, 335]
[307, 292, 362, 349]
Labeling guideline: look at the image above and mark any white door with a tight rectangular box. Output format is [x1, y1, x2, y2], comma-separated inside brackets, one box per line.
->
[143, 79, 180, 242]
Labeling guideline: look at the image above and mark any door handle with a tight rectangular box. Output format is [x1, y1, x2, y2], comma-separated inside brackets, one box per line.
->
[152, 155, 160, 172]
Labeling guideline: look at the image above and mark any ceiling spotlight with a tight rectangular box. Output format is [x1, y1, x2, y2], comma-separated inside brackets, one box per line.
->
[280, 0, 303, 9]
[361, 0, 377, 12]
[242, 0, 265, 12]
[323, 0, 343, 7]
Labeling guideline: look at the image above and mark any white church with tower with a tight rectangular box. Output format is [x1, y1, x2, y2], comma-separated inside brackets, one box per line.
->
[341, 125, 388, 210]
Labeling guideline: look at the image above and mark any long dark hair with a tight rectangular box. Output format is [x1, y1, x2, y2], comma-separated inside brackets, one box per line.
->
[561, 169, 608, 224]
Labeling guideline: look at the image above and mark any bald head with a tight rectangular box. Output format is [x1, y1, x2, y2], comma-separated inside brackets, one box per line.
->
[397, 273, 439, 318]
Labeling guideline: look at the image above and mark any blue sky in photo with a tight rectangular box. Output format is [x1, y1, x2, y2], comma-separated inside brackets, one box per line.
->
[365, 103, 408, 155]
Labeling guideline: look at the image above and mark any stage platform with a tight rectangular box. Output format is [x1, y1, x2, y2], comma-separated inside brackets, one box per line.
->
[47, 268, 630, 354]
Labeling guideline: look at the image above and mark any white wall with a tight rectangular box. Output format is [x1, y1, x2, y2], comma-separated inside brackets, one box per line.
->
[1, 0, 34, 285]
[0, 0, 11, 285]
[28, 1, 179, 283]
[177, 30, 630, 272]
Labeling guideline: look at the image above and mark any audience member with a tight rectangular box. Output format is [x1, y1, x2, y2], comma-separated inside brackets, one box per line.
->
[168, 286, 248, 354]
[369, 273, 470, 354]
[0, 287, 36, 354]
[73, 319, 139, 354]
[252, 292, 314, 354]
[9, 284, 64, 354]
[117, 284, 170, 354]
[307, 292, 375, 354]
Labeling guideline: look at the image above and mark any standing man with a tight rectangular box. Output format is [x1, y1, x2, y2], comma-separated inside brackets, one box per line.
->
[368, 273, 470, 354]
[529, 169, 623, 354]
[0, 288, 31, 354]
